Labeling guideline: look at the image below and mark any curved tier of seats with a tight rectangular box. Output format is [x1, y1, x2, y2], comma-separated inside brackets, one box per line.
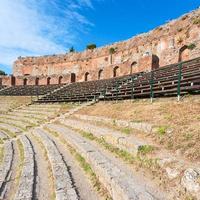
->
[0, 57, 199, 102]
[37, 57, 200, 103]
[0, 84, 62, 96]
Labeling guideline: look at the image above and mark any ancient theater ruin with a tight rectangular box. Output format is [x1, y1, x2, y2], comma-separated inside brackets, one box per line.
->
[0, 8, 199, 200]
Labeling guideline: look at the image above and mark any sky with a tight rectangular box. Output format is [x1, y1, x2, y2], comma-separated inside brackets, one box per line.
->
[0, 0, 200, 74]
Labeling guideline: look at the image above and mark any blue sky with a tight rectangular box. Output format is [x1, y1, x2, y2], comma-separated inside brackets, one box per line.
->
[0, 0, 200, 74]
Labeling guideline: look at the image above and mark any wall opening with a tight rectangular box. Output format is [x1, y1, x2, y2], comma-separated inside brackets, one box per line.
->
[98, 69, 103, 80]
[47, 77, 51, 85]
[85, 72, 89, 82]
[179, 45, 189, 62]
[113, 66, 119, 78]
[152, 55, 160, 70]
[0, 78, 2, 86]
[71, 73, 76, 83]
[58, 76, 63, 84]
[35, 78, 39, 86]
[23, 78, 28, 86]
[11, 76, 16, 86]
[130, 62, 137, 74]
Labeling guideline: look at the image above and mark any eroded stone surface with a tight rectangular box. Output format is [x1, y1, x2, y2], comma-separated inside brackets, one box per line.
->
[34, 129, 79, 200]
[14, 136, 35, 200]
[181, 168, 200, 194]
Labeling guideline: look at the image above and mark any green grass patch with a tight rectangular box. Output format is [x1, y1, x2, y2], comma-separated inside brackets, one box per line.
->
[138, 145, 154, 155]
[121, 127, 132, 135]
[156, 126, 168, 136]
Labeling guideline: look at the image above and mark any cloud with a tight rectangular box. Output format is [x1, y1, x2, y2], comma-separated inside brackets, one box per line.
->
[0, 0, 97, 73]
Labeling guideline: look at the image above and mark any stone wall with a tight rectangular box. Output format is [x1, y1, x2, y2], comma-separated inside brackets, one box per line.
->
[2, 8, 200, 86]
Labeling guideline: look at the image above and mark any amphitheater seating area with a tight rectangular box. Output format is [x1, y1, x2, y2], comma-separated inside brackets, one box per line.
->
[0, 57, 199, 102]
[37, 57, 200, 103]
[0, 84, 62, 96]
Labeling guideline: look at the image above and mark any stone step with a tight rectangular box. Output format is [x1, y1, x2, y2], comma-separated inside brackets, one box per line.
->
[33, 128, 79, 200]
[0, 123, 23, 135]
[45, 123, 166, 200]
[0, 131, 9, 139]
[0, 141, 14, 199]
[0, 118, 31, 130]
[6, 112, 46, 120]
[74, 114, 153, 134]
[13, 109, 54, 116]
[0, 115, 40, 125]
[61, 118, 149, 155]
[24, 108, 60, 113]
[29, 104, 61, 109]
[14, 136, 35, 200]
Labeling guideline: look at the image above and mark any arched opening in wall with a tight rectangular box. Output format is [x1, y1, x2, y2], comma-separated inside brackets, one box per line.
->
[179, 45, 189, 62]
[47, 77, 51, 85]
[85, 72, 89, 82]
[113, 66, 119, 78]
[58, 76, 63, 84]
[23, 78, 28, 86]
[98, 69, 103, 80]
[11, 76, 16, 86]
[71, 73, 76, 83]
[152, 55, 160, 70]
[0, 78, 2, 86]
[130, 62, 137, 74]
[35, 78, 39, 86]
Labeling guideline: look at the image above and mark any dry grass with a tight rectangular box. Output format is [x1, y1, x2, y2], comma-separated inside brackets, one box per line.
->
[0, 96, 31, 113]
[78, 96, 200, 161]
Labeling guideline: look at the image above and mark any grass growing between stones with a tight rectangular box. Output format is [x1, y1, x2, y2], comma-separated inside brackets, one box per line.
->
[121, 127, 132, 135]
[11, 139, 25, 200]
[0, 116, 36, 127]
[30, 133, 56, 200]
[0, 127, 17, 138]
[45, 128, 112, 200]
[58, 124, 161, 177]
[0, 121, 26, 132]
[79, 129, 158, 168]
[138, 145, 154, 155]
[0, 145, 4, 164]
[156, 126, 168, 136]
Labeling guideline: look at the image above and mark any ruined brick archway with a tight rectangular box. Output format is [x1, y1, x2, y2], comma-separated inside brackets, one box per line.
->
[71, 73, 76, 83]
[47, 77, 51, 85]
[58, 76, 63, 84]
[11, 76, 16, 86]
[23, 78, 28, 86]
[130, 62, 137, 74]
[98, 69, 103, 80]
[35, 78, 39, 85]
[152, 55, 160, 70]
[113, 66, 119, 78]
[85, 72, 89, 82]
[179, 45, 189, 62]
